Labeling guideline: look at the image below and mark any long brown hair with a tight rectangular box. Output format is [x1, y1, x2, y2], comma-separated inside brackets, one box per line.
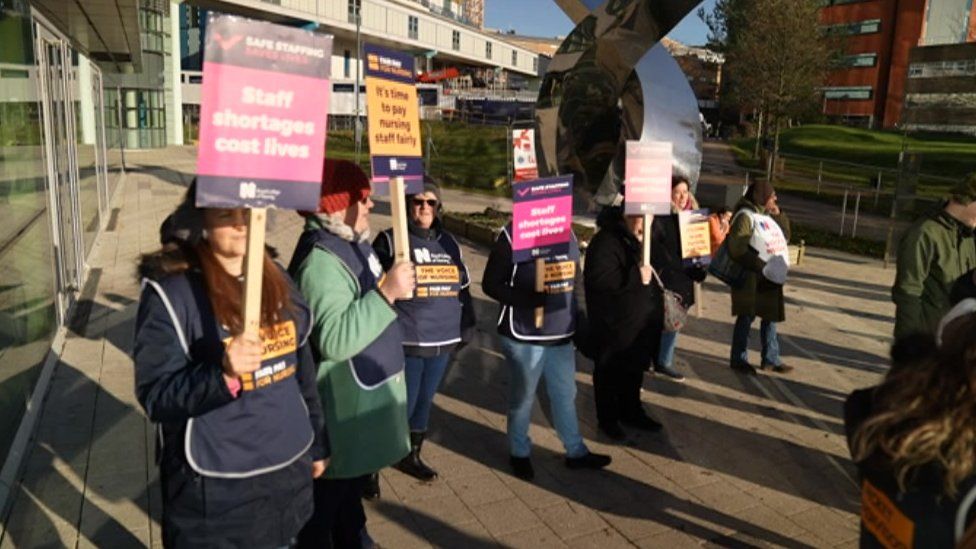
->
[852, 313, 976, 497]
[194, 240, 295, 334]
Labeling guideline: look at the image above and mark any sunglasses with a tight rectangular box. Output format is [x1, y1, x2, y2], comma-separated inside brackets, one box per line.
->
[411, 198, 439, 208]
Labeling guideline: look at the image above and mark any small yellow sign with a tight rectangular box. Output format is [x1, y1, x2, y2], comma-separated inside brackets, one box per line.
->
[861, 479, 914, 549]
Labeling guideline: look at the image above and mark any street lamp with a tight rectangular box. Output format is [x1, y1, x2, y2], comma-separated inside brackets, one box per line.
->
[355, 1, 363, 163]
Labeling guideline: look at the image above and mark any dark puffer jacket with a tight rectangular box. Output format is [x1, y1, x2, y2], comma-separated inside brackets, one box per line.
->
[584, 206, 663, 369]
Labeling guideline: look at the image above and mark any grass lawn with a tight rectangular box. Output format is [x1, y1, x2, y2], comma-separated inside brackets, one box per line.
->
[326, 121, 510, 195]
[732, 125, 976, 198]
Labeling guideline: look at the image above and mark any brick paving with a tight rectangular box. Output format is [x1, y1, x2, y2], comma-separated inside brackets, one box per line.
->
[0, 146, 895, 548]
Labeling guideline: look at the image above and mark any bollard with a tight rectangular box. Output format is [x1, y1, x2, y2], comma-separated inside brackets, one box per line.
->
[853, 192, 862, 238]
[840, 188, 849, 236]
[817, 161, 823, 195]
[797, 240, 806, 266]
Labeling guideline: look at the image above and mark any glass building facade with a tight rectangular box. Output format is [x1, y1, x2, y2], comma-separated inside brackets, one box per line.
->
[0, 0, 122, 468]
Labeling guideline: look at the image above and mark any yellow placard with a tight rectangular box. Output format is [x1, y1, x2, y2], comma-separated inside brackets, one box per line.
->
[861, 479, 914, 549]
[544, 261, 576, 283]
[366, 76, 422, 157]
[681, 219, 712, 260]
[416, 265, 460, 285]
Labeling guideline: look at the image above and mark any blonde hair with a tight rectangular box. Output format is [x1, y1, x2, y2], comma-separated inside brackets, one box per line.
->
[852, 313, 976, 497]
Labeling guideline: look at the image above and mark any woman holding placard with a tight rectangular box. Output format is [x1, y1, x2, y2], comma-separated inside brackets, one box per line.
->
[585, 199, 666, 441]
[133, 183, 327, 548]
[373, 177, 476, 481]
[289, 159, 415, 547]
[482, 220, 611, 480]
[726, 181, 793, 375]
[650, 176, 708, 382]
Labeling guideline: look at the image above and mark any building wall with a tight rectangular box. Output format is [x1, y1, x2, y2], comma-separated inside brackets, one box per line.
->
[192, 0, 538, 76]
[903, 42, 976, 135]
[819, 0, 925, 128]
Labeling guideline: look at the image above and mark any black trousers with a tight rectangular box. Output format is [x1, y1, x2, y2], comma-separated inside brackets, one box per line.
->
[593, 357, 646, 427]
[296, 475, 369, 549]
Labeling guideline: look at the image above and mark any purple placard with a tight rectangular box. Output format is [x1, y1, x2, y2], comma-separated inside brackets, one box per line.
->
[370, 156, 424, 195]
[196, 15, 332, 210]
[511, 175, 574, 263]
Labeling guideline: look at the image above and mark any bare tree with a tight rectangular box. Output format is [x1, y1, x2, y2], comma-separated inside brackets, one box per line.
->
[702, 0, 832, 169]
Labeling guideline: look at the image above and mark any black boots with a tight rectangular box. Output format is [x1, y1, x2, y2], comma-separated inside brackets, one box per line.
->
[395, 431, 438, 481]
[362, 472, 381, 500]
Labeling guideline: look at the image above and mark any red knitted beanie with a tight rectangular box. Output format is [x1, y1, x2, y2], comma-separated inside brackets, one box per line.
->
[318, 159, 371, 214]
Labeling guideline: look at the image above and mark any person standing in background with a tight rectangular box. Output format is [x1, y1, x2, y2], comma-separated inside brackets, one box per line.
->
[651, 176, 708, 382]
[892, 173, 976, 341]
[373, 178, 476, 481]
[586, 201, 665, 440]
[482, 222, 611, 481]
[726, 181, 793, 375]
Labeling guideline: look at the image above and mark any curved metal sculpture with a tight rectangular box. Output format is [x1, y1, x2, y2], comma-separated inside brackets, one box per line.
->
[537, 0, 704, 207]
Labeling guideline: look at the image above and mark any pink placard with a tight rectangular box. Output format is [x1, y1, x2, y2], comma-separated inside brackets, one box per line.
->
[512, 195, 573, 251]
[624, 141, 673, 215]
[511, 175, 574, 262]
[195, 15, 333, 210]
[197, 63, 330, 182]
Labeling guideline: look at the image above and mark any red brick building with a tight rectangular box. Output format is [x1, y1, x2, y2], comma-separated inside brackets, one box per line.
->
[819, 0, 927, 128]
[820, 0, 976, 129]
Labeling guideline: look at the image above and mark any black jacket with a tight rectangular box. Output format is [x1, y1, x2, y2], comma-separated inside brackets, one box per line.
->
[651, 214, 707, 307]
[584, 207, 663, 368]
[845, 388, 976, 549]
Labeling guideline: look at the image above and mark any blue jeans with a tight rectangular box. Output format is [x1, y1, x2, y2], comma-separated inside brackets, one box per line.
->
[731, 316, 782, 366]
[498, 338, 588, 459]
[404, 354, 452, 432]
[658, 330, 680, 368]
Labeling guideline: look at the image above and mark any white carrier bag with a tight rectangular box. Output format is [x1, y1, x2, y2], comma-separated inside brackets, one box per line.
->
[746, 211, 790, 284]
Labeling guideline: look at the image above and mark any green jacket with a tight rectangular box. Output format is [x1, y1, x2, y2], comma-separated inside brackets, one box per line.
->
[727, 199, 792, 322]
[892, 210, 976, 339]
[293, 226, 409, 479]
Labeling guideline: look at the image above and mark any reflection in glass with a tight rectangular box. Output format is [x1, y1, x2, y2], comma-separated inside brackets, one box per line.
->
[0, 1, 58, 463]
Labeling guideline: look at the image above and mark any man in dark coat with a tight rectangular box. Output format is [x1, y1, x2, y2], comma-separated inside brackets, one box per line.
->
[727, 180, 792, 374]
[585, 204, 664, 441]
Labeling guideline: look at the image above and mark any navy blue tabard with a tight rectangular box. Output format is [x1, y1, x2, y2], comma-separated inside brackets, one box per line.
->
[143, 271, 313, 478]
[380, 229, 467, 347]
[499, 223, 580, 342]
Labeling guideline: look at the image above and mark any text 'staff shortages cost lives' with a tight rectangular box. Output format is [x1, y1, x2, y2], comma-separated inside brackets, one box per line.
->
[624, 141, 673, 216]
[196, 14, 332, 210]
[511, 176, 574, 263]
[365, 44, 424, 195]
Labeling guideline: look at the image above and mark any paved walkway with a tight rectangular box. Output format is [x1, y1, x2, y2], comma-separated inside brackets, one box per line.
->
[0, 147, 896, 548]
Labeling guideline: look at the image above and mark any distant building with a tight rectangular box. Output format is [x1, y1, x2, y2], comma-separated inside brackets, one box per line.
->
[819, 0, 975, 131]
[661, 38, 724, 115]
[901, 0, 976, 135]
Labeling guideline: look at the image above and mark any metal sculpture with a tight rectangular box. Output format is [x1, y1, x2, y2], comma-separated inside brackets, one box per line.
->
[537, 0, 704, 206]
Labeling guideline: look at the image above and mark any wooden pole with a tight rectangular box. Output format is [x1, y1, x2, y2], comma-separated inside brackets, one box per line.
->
[242, 208, 268, 337]
[389, 176, 413, 298]
[534, 257, 545, 328]
[642, 214, 652, 267]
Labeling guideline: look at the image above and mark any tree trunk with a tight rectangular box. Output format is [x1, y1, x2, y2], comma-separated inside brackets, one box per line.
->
[772, 117, 782, 180]
[753, 108, 764, 159]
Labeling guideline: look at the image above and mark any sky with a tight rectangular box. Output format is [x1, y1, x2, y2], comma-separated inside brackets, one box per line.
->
[484, 0, 716, 47]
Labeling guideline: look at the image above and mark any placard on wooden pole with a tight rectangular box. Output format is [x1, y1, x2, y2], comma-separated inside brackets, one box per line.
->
[388, 176, 413, 298]
[242, 208, 268, 337]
